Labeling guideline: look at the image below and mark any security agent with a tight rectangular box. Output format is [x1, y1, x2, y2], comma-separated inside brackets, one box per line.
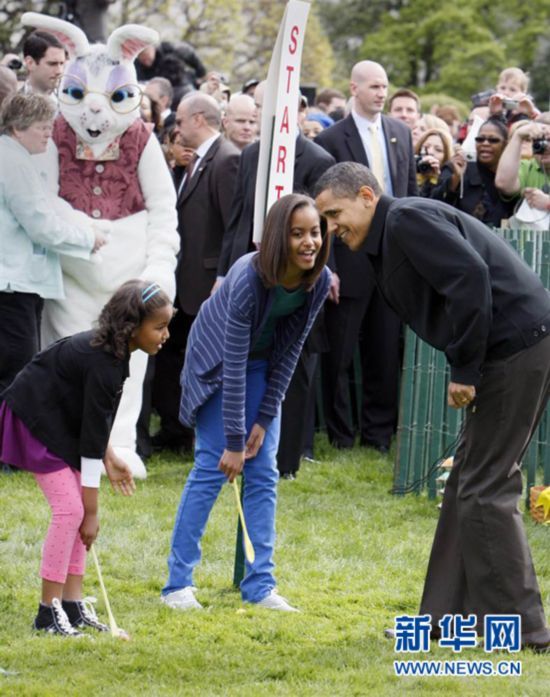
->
[315, 161, 550, 653]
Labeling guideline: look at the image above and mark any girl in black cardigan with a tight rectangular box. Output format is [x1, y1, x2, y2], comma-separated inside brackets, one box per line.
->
[0, 279, 173, 636]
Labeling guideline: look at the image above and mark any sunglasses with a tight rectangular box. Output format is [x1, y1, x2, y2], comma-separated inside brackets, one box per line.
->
[475, 136, 503, 144]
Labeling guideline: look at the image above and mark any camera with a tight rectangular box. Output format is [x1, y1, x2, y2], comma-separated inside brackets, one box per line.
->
[532, 138, 548, 155]
[415, 155, 433, 174]
[471, 89, 495, 108]
[503, 98, 519, 111]
[6, 58, 23, 71]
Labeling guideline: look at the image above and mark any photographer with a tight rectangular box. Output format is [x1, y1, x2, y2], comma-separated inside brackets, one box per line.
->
[433, 118, 517, 226]
[414, 128, 453, 197]
[136, 41, 206, 110]
[495, 114, 550, 216]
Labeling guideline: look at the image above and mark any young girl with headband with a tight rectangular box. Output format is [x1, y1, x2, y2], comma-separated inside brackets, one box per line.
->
[162, 193, 331, 612]
[0, 279, 173, 636]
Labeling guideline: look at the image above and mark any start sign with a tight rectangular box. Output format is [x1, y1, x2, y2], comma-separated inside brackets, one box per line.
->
[253, 0, 310, 243]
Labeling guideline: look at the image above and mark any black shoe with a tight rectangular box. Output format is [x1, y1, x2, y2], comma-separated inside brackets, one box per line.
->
[62, 597, 109, 632]
[331, 440, 354, 450]
[522, 627, 550, 653]
[522, 640, 550, 653]
[33, 598, 84, 637]
[361, 440, 390, 455]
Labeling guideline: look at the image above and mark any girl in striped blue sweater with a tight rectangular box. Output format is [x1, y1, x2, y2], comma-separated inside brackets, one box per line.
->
[162, 193, 331, 611]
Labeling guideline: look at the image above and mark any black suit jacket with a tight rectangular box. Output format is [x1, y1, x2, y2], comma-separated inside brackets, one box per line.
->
[314, 114, 418, 297]
[218, 134, 335, 275]
[176, 135, 240, 315]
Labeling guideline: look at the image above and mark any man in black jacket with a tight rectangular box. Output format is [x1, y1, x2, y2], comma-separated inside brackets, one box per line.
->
[315, 161, 550, 652]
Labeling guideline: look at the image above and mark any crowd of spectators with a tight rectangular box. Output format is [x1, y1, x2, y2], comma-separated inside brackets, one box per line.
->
[1, 20, 549, 478]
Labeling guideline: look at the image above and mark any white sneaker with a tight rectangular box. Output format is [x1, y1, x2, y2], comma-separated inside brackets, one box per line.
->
[161, 587, 203, 610]
[254, 589, 299, 612]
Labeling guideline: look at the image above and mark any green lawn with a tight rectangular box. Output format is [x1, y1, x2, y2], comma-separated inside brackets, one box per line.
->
[1, 438, 549, 696]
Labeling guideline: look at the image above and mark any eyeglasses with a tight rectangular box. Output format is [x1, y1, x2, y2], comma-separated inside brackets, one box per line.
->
[475, 136, 503, 144]
[57, 75, 143, 114]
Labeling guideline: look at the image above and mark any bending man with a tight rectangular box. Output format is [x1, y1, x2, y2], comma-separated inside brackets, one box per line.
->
[315, 161, 550, 652]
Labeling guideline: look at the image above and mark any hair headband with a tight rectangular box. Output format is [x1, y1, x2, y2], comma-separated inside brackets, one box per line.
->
[142, 282, 161, 303]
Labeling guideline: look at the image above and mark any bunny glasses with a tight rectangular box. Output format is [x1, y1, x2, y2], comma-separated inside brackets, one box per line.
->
[57, 75, 143, 114]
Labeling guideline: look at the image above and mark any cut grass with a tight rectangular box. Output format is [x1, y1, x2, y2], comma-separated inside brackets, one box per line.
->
[1, 436, 549, 696]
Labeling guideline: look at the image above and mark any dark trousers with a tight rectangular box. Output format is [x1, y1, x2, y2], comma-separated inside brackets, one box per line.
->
[420, 335, 550, 636]
[322, 288, 401, 448]
[136, 356, 155, 458]
[151, 307, 195, 448]
[0, 291, 43, 393]
[277, 350, 319, 476]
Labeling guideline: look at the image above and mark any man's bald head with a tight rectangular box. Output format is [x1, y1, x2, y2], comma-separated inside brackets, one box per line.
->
[175, 92, 222, 148]
[223, 94, 258, 150]
[180, 92, 222, 127]
[350, 61, 388, 120]
[351, 61, 386, 83]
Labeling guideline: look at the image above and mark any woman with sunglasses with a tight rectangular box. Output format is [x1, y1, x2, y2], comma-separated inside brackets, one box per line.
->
[432, 118, 518, 226]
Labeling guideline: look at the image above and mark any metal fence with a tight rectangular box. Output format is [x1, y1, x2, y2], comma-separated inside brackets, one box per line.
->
[394, 227, 550, 500]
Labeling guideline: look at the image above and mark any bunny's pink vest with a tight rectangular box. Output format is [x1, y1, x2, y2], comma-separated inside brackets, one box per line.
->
[52, 116, 151, 221]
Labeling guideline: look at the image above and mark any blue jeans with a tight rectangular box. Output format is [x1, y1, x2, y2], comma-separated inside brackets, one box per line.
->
[163, 360, 281, 602]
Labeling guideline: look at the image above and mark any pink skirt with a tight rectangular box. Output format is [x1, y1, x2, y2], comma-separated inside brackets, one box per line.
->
[0, 401, 70, 474]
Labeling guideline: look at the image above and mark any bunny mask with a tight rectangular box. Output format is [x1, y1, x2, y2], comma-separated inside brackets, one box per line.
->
[22, 13, 159, 148]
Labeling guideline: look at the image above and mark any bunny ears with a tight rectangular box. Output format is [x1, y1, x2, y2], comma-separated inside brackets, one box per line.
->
[107, 25, 160, 63]
[21, 12, 159, 63]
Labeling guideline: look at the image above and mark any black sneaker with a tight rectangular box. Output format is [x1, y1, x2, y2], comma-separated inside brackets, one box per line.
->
[62, 597, 109, 632]
[33, 598, 84, 637]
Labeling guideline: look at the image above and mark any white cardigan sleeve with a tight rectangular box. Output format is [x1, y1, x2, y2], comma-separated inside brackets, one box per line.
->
[80, 457, 103, 488]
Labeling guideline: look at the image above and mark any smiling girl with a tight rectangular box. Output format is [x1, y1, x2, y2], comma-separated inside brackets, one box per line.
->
[162, 194, 331, 612]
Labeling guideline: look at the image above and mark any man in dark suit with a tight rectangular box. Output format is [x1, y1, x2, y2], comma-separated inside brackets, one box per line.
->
[314, 60, 417, 453]
[152, 93, 240, 451]
[216, 81, 335, 478]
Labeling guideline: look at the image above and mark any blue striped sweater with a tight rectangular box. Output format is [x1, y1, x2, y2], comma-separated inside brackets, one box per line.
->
[180, 253, 331, 451]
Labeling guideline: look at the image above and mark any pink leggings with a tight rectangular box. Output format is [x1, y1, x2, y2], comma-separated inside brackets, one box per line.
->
[33, 467, 87, 583]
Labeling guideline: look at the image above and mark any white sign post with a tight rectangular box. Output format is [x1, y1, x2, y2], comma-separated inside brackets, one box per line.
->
[252, 0, 310, 244]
